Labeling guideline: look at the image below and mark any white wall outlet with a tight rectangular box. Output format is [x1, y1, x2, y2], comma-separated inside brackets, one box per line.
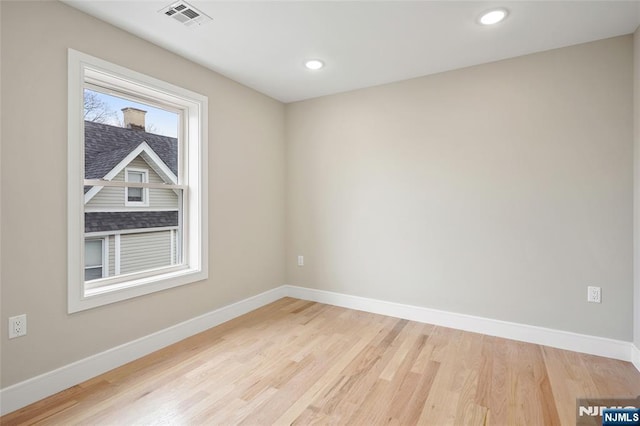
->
[9, 314, 27, 339]
[297, 255, 304, 267]
[587, 286, 601, 303]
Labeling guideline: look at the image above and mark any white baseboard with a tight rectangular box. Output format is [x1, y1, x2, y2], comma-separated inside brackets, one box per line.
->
[0, 286, 287, 416]
[632, 343, 640, 372]
[284, 285, 638, 366]
[2, 284, 638, 416]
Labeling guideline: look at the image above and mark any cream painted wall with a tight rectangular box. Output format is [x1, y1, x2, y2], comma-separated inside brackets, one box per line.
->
[0, 1, 285, 387]
[286, 36, 634, 341]
[634, 27, 640, 349]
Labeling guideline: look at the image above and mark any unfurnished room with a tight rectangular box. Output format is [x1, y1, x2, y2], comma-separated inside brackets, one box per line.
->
[1, 1, 640, 424]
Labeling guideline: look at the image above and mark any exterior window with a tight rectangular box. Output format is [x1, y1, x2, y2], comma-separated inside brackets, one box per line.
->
[68, 49, 208, 313]
[84, 239, 105, 281]
[125, 168, 148, 205]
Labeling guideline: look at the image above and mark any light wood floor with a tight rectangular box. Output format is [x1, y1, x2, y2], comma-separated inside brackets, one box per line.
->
[3, 297, 640, 425]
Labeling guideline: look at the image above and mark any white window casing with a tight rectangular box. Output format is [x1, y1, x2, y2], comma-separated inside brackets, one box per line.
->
[124, 167, 149, 206]
[114, 234, 121, 276]
[68, 49, 208, 313]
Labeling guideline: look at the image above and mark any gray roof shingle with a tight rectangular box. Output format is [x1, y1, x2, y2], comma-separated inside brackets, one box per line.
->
[85, 211, 179, 233]
[85, 121, 177, 180]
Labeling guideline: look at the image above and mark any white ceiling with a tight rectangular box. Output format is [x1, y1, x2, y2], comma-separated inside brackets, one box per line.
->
[64, 1, 640, 103]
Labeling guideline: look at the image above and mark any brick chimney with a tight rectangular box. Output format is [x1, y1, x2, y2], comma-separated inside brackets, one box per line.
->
[121, 107, 147, 131]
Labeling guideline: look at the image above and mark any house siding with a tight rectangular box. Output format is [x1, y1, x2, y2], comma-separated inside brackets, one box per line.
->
[86, 156, 178, 210]
[120, 230, 172, 275]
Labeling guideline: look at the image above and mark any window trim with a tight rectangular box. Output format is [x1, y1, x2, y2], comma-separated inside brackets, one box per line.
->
[124, 167, 149, 207]
[84, 237, 108, 281]
[68, 49, 208, 313]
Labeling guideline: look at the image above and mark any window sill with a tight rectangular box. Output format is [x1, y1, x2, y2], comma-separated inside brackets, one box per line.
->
[70, 266, 207, 313]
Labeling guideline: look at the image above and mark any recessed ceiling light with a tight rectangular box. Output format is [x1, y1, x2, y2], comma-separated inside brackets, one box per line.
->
[305, 59, 324, 70]
[479, 8, 508, 25]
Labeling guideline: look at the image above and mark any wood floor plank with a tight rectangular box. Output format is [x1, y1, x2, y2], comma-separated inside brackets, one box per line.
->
[2, 297, 640, 426]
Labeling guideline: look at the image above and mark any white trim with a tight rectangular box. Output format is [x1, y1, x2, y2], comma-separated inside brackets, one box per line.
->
[104, 144, 174, 183]
[84, 186, 101, 204]
[85, 181, 184, 190]
[68, 49, 208, 313]
[284, 285, 638, 363]
[104, 236, 109, 278]
[632, 343, 640, 372]
[68, 49, 84, 309]
[1, 285, 638, 416]
[170, 229, 176, 266]
[84, 265, 190, 296]
[114, 234, 121, 276]
[85, 226, 178, 238]
[124, 167, 149, 207]
[0, 286, 287, 416]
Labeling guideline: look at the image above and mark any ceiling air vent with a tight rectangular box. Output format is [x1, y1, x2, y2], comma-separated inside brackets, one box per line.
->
[160, 1, 211, 27]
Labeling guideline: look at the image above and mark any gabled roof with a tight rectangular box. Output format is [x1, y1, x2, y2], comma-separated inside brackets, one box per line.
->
[85, 120, 177, 180]
[83, 121, 180, 234]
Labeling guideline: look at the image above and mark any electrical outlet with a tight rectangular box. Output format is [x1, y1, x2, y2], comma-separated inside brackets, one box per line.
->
[587, 286, 601, 303]
[9, 314, 27, 339]
[297, 255, 304, 267]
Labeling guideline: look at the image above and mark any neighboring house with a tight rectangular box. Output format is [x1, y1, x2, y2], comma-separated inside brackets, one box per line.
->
[84, 108, 179, 281]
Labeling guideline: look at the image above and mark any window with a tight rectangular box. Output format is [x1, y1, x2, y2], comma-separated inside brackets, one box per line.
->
[85, 239, 106, 281]
[68, 49, 208, 313]
[125, 168, 148, 205]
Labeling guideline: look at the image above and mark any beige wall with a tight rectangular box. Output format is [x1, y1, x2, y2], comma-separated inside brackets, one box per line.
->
[635, 27, 640, 349]
[0, 1, 286, 387]
[286, 36, 634, 341]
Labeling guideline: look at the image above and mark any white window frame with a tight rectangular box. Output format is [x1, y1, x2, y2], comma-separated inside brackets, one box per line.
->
[84, 237, 108, 281]
[124, 167, 149, 207]
[68, 49, 208, 313]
